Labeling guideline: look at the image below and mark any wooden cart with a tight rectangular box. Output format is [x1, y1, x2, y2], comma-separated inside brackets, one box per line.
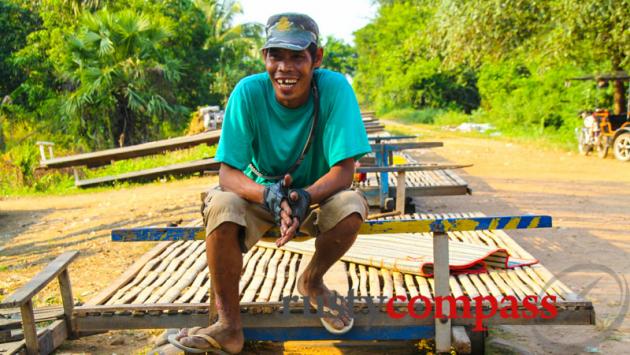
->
[1, 214, 594, 354]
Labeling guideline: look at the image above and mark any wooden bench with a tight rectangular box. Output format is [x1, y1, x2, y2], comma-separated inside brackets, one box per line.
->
[0, 252, 78, 355]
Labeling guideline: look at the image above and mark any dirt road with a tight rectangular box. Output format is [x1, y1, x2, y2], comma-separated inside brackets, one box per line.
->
[1, 122, 629, 353]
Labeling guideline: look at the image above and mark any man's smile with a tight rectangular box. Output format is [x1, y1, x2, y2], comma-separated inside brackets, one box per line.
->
[276, 78, 299, 89]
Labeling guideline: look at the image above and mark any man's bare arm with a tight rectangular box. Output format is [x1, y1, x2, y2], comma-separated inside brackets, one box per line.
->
[218, 163, 265, 204]
[304, 157, 356, 204]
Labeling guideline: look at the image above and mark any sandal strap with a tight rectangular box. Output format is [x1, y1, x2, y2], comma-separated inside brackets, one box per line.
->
[191, 333, 222, 350]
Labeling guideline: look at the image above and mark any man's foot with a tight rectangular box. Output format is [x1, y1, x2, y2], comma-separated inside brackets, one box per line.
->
[297, 274, 354, 333]
[172, 322, 244, 354]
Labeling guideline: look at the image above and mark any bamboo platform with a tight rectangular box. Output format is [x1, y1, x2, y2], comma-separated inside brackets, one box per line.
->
[39, 131, 221, 169]
[73, 212, 593, 338]
[360, 169, 470, 204]
[75, 158, 220, 188]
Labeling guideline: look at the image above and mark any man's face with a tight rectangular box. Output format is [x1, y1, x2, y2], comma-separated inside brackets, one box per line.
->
[264, 47, 322, 108]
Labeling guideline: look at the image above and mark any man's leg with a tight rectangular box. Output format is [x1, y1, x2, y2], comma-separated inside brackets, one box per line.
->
[297, 212, 362, 329]
[176, 222, 245, 353]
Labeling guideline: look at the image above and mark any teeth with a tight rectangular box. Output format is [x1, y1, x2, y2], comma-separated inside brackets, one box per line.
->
[277, 79, 297, 85]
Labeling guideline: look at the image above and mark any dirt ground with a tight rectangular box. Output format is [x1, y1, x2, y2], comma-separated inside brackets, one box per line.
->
[1, 122, 629, 354]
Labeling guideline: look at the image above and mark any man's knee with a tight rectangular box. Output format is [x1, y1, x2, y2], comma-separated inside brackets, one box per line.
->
[204, 191, 247, 213]
[335, 212, 363, 236]
[207, 221, 240, 242]
[203, 190, 248, 223]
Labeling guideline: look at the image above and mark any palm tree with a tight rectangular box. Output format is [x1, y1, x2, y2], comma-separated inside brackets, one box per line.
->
[62, 8, 183, 147]
[195, 0, 264, 103]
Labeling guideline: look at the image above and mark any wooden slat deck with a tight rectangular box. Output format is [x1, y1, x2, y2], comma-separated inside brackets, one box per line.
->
[75, 158, 220, 188]
[40, 131, 221, 169]
[74, 212, 593, 332]
[358, 144, 470, 206]
[360, 169, 470, 198]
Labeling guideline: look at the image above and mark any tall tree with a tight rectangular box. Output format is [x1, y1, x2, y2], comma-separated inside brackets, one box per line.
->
[354, 0, 479, 112]
[321, 36, 357, 77]
[61, 8, 184, 147]
[553, 0, 629, 114]
[432, 0, 628, 114]
[196, 0, 264, 104]
[0, 0, 39, 98]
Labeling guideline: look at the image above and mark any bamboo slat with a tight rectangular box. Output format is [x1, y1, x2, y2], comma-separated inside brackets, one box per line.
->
[468, 274, 490, 298]
[514, 267, 546, 296]
[147, 243, 205, 303]
[449, 276, 464, 299]
[106, 241, 184, 304]
[292, 253, 313, 299]
[457, 275, 479, 298]
[242, 248, 274, 302]
[158, 253, 208, 303]
[239, 247, 265, 294]
[404, 274, 418, 298]
[368, 267, 382, 299]
[176, 269, 207, 303]
[283, 254, 300, 299]
[392, 271, 406, 298]
[254, 248, 284, 303]
[134, 243, 200, 303]
[348, 263, 360, 296]
[415, 276, 433, 299]
[358, 265, 369, 298]
[191, 277, 210, 303]
[269, 250, 291, 302]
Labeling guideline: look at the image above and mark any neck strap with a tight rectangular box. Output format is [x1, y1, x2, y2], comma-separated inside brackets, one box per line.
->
[248, 79, 320, 181]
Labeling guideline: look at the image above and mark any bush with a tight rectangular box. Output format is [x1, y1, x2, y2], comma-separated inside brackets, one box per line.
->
[433, 111, 475, 126]
[381, 108, 446, 124]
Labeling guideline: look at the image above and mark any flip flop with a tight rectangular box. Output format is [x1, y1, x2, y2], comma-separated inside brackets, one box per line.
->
[167, 333, 230, 354]
[303, 289, 355, 335]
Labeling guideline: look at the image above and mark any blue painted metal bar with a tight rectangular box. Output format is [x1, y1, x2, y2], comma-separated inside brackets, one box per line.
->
[111, 215, 552, 242]
[375, 144, 390, 207]
[244, 325, 434, 341]
[369, 141, 443, 208]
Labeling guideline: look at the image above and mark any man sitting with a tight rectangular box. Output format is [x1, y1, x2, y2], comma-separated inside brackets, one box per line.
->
[170, 12, 371, 354]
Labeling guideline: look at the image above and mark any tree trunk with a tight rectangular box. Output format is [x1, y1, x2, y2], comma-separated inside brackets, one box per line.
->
[613, 79, 626, 115]
[612, 57, 627, 115]
[0, 119, 5, 152]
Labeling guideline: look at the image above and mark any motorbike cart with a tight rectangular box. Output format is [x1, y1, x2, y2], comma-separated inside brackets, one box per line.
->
[571, 72, 630, 161]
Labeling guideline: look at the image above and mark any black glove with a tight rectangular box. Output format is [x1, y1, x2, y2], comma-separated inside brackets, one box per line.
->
[263, 180, 289, 224]
[288, 188, 311, 226]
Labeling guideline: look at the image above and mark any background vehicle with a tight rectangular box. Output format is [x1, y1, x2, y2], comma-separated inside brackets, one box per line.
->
[570, 72, 630, 162]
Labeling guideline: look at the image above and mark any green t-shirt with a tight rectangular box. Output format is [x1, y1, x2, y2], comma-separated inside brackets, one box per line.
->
[216, 69, 371, 188]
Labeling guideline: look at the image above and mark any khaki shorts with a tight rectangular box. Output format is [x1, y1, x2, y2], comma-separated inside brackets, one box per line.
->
[202, 186, 368, 252]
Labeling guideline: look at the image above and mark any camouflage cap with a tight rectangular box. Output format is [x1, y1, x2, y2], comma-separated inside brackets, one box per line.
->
[263, 13, 319, 51]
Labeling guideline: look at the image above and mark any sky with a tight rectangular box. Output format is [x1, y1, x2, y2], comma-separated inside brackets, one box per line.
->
[233, 0, 378, 45]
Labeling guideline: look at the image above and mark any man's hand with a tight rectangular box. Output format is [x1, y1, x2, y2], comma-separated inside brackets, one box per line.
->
[262, 176, 289, 224]
[276, 186, 311, 247]
[271, 175, 298, 247]
[288, 188, 311, 224]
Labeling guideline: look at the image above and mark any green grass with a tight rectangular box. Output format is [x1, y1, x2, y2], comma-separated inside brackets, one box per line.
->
[1, 144, 216, 197]
[382, 108, 578, 152]
[381, 107, 446, 124]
